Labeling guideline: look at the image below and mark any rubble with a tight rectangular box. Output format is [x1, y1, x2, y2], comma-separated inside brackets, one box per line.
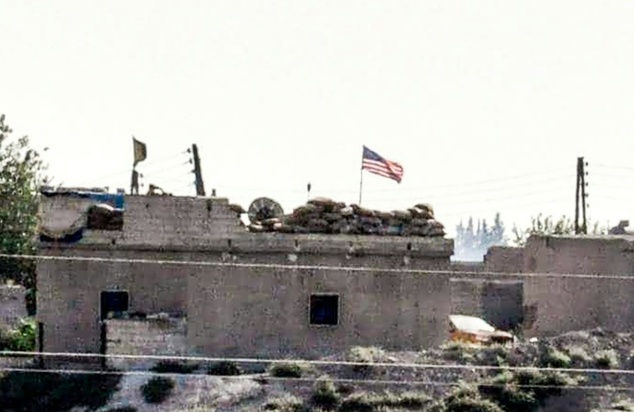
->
[246, 197, 445, 237]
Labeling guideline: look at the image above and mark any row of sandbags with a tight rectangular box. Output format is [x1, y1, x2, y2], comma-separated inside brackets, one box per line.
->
[241, 197, 445, 237]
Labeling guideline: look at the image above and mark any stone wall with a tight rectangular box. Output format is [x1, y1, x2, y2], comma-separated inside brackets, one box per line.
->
[524, 235, 634, 275]
[105, 317, 187, 370]
[187, 264, 452, 359]
[0, 285, 26, 328]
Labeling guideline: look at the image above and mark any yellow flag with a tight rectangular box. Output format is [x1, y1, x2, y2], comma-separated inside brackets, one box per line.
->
[133, 137, 147, 167]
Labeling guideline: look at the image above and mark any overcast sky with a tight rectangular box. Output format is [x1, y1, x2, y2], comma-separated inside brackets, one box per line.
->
[3, 1, 634, 236]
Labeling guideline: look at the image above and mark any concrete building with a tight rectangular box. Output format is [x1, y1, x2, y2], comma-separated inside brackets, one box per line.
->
[36, 190, 634, 360]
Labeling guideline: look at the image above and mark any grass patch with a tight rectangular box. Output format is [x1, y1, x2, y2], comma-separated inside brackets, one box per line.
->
[0, 368, 122, 411]
[141, 376, 175, 404]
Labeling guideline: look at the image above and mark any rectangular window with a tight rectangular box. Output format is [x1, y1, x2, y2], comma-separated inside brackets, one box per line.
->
[100, 290, 129, 320]
[309, 294, 339, 326]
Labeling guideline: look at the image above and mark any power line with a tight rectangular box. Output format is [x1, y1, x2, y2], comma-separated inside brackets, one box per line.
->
[0, 366, 631, 392]
[213, 172, 575, 197]
[2, 350, 634, 376]
[2, 253, 634, 280]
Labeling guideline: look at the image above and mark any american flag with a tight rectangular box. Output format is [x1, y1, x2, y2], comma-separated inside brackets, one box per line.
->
[361, 145, 404, 183]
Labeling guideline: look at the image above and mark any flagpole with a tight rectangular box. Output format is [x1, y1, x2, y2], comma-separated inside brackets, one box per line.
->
[358, 166, 364, 205]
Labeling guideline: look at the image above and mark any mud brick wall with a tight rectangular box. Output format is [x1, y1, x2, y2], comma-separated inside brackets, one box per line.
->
[105, 318, 187, 370]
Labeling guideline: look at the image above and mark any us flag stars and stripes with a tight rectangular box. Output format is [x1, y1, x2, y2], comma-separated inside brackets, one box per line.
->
[361, 146, 404, 183]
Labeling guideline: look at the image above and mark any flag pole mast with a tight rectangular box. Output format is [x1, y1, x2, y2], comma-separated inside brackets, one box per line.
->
[359, 161, 364, 206]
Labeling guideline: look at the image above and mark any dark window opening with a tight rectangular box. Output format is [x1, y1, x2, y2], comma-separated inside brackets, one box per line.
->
[309, 294, 339, 326]
[100, 291, 129, 320]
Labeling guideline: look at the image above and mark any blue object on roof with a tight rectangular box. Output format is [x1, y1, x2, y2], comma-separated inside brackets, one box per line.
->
[40, 190, 125, 209]
[85, 192, 125, 209]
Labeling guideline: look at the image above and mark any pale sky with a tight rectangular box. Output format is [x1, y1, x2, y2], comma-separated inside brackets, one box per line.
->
[3, 1, 634, 237]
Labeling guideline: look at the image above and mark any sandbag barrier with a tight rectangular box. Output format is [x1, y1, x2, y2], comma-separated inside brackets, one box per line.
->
[231, 198, 445, 237]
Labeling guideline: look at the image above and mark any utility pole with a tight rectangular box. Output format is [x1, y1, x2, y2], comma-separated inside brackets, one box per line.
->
[575, 157, 581, 234]
[575, 157, 588, 235]
[192, 144, 206, 197]
[581, 158, 588, 234]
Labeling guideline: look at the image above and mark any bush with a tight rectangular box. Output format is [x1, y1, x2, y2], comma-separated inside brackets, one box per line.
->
[565, 346, 592, 366]
[539, 348, 572, 369]
[311, 376, 341, 410]
[141, 376, 175, 404]
[475, 344, 510, 367]
[207, 360, 243, 376]
[340, 390, 430, 411]
[594, 349, 620, 369]
[151, 360, 198, 374]
[105, 407, 138, 412]
[443, 386, 504, 412]
[479, 373, 538, 412]
[0, 318, 36, 352]
[268, 362, 306, 378]
[441, 342, 476, 363]
[0, 368, 122, 411]
[264, 394, 305, 411]
[609, 399, 634, 411]
[347, 346, 385, 363]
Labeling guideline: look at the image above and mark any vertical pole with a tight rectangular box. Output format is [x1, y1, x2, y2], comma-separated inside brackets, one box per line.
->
[307, 182, 311, 201]
[580, 157, 587, 234]
[130, 168, 135, 195]
[37, 322, 44, 369]
[358, 168, 364, 205]
[575, 157, 581, 234]
[192, 144, 206, 197]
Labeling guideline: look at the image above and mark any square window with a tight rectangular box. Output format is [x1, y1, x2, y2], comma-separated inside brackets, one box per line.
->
[100, 291, 129, 320]
[309, 294, 339, 326]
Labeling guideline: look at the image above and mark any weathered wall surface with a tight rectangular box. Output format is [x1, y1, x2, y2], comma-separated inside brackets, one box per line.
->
[187, 264, 452, 359]
[484, 247, 525, 273]
[105, 318, 187, 369]
[37, 233, 454, 355]
[524, 235, 634, 275]
[37, 249, 190, 353]
[523, 275, 634, 336]
[0, 285, 26, 328]
[39, 195, 245, 247]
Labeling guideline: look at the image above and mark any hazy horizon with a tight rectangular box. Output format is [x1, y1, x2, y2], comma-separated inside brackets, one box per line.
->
[4, 1, 634, 237]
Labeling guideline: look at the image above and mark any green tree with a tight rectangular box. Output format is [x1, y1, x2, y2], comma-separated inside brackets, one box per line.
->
[511, 213, 607, 247]
[0, 114, 48, 315]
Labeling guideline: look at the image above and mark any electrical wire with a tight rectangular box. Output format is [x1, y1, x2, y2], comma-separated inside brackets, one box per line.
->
[2, 350, 634, 376]
[2, 253, 634, 280]
[213, 172, 575, 197]
[0, 366, 631, 392]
